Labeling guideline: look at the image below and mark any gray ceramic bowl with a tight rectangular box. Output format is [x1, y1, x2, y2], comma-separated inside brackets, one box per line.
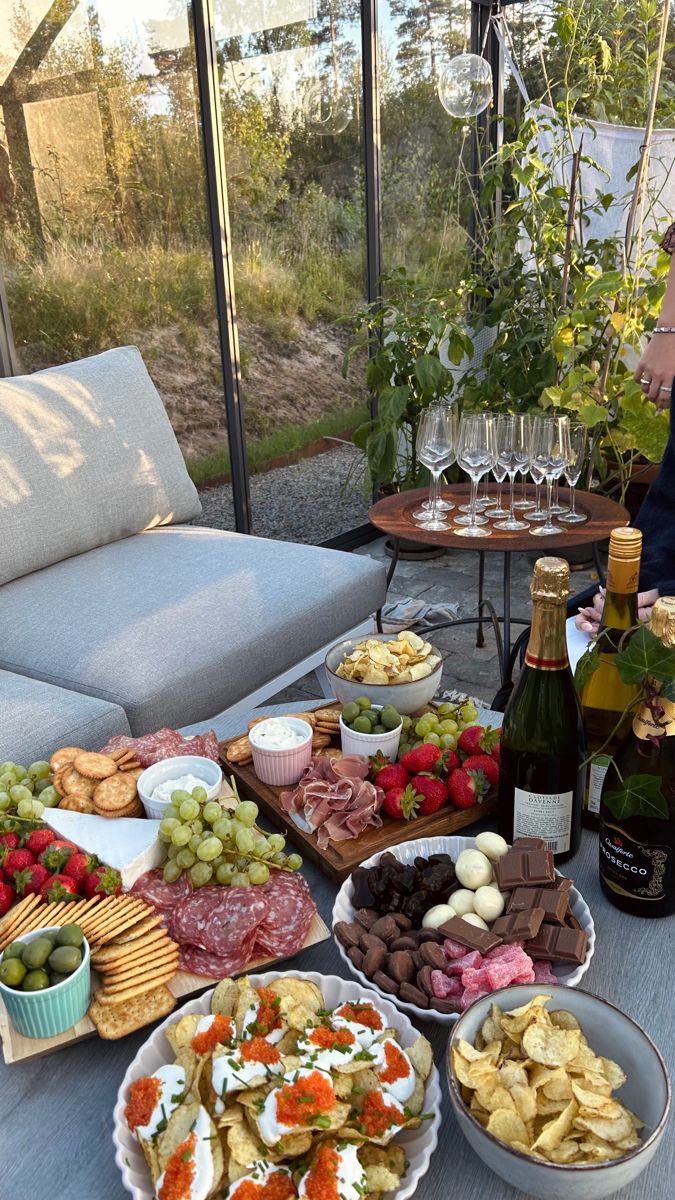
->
[325, 634, 443, 714]
[446, 984, 670, 1200]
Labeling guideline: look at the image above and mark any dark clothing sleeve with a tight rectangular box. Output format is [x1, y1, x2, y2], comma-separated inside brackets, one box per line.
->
[634, 392, 675, 597]
[661, 222, 675, 254]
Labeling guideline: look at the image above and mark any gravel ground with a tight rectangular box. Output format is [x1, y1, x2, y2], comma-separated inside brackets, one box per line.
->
[197, 443, 369, 542]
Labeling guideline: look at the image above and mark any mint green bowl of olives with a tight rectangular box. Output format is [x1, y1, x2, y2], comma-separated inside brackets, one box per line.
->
[0, 924, 90, 1038]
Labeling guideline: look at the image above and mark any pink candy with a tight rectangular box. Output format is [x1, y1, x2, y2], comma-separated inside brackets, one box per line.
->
[446, 950, 483, 976]
[443, 938, 473, 960]
[460, 987, 491, 1011]
[434, 933, 546, 1010]
[533, 960, 557, 983]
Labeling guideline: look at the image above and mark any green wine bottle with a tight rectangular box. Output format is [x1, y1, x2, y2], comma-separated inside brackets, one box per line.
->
[498, 557, 586, 863]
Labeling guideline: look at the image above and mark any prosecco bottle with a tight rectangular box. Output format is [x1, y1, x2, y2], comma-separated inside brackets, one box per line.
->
[599, 597, 675, 917]
[580, 528, 643, 830]
[498, 557, 586, 863]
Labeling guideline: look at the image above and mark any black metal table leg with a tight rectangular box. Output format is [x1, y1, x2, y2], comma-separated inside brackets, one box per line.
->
[376, 537, 401, 633]
[476, 551, 486, 648]
[502, 551, 512, 678]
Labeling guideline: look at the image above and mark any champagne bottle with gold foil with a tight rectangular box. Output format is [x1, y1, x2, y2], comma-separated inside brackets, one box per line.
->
[580, 528, 643, 830]
[498, 557, 586, 863]
[599, 598, 675, 917]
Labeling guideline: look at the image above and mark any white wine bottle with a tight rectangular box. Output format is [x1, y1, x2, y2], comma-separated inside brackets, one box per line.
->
[580, 528, 643, 830]
[498, 557, 586, 863]
[599, 597, 675, 917]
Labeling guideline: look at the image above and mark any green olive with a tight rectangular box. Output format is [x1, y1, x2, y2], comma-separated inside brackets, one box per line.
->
[0, 958, 27, 988]
[22, 969, 50, 992]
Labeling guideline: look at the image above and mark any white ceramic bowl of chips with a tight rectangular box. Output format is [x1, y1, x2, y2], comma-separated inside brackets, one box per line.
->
[446, 985, 671, 1200]
[113, 969, 442, 1200]
[325, 634, 443, 714]
[332, 836, 595, 1027]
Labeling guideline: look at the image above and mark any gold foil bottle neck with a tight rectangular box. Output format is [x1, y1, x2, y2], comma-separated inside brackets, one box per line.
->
[649, 597, 675, 648]
[530, 557, 570, 604]
[608, 527, 642, 562]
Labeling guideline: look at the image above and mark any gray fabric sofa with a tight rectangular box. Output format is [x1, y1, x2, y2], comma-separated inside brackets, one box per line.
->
[0, 347, 386, 760]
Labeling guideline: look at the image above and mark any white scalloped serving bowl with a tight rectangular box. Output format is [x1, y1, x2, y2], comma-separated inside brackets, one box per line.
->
[113, 970, 442, 1200]
[332, 836, 596, 1028]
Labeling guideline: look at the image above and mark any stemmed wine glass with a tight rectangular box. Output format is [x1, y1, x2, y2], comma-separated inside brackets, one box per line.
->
[454, 413, 497, 537]
[484, 446, 510, 518]
[413, 402, 458, 521]
[529, 415, 571, 537]
[526, 414, 550, 522]
[493, 413, 531, 532]
[559, 422, 588, 524]
[414, 406, 457, 531]
[459, 413, 494, 512]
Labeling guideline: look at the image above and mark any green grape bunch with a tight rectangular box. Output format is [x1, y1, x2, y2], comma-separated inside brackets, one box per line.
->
[0, 760, 61, 821]
[158, 785, 303, 887]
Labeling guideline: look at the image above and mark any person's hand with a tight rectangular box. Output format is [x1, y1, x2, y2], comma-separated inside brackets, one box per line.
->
[575, 588, 659, 634]
[635, 335, 675, 409]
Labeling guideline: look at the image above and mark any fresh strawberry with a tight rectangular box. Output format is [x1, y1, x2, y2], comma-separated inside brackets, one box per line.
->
[13, 863, 50, 897]
[462, 753, 499, 788]
[399, 743, 442, 774]
[39, 873, 80, 903]
[447, 766, 490, 809]
[0, 882, 13, 917]
[369, 751, 389, 777]
[39, 842, 75, 873]
[383, 784, 420, 821]
[25, 828, 59, 857]
[2, 848, 36, 881]
[0, 832, 20, 856]
[374, 763, 410, 792]
[63, 852, 98, 888]
[457, 724, 500, 758]
[410, 774, 448, 816]
[83, 865, 122, 899]
[0, 867, 3, 883]
[445, 751, 460, 774]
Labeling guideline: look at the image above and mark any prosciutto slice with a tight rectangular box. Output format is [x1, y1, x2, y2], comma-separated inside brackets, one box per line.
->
[280, 755, 383, 848]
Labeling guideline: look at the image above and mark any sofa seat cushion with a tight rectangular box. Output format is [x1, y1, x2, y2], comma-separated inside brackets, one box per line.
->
[0, 670, 130, 766]
[0, 346, 201, 586]
[0, 526, 386, 735]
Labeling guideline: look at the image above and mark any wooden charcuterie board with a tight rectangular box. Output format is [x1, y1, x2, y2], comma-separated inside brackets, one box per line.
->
[220, 702, 500, 884]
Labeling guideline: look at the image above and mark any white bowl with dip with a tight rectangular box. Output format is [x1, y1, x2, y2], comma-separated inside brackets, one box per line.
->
[137, 755, 222, 820]
[248, 717, 313, 787]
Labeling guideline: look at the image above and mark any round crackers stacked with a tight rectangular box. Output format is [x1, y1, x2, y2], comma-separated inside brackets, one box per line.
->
[50, 747, 143, 818]
[223, 708, 340, 768]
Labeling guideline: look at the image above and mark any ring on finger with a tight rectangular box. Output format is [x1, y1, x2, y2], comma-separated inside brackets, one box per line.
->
[659, 384, 671, 393]
[640, 375, 651, 385]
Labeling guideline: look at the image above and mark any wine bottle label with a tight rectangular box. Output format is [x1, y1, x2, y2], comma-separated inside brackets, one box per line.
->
[605, 559, 640, 595]
[633, 698, 675, 739]
[600, 823, 673, 902]
[513, 787, 572, 855]
[586, 756, 610, 815]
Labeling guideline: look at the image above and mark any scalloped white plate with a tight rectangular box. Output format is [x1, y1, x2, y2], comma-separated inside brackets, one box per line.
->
[332, 836, 596, 1027]
[113, 970, 442, 1200]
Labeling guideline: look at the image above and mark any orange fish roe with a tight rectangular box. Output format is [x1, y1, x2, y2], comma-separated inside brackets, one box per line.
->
[125, 1075, 162, 1132]
[250, 987, 282, 1036]
[240, 1036, 282, 1065]
[191, 1013, 233, 1056]
[303, 1145, 340, 1200]
[233, 1172, 297, 1200]
[309, 1027, 356, 1051]
[335, 1002, 382, 1031]
[157, 1132, 196, 1200]
[276, 1071, 336, 1127]
[360, 1090, 404, 1139]
[379, 1041, 410, 1085]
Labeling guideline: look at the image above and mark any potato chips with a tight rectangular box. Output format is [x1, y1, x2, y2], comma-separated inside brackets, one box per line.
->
[124, 975, 434, 1199]
[335, 632, 441, 685]
[452, 995, 642, 1165]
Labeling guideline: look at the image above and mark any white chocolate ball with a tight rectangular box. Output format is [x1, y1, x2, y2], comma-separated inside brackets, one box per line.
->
[473, 884, 505, 922]
[449, 888, 476, 917]
[455, 849, 493, 890]
[460, 912, 489, 931]
[422, 903, 456, 929]
[475, 831, 509, 861]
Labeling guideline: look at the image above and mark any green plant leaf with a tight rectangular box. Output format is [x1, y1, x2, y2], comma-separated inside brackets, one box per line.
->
[603, 774, 669, 821]
[619, 393, 669, 463]
[616, 625, 675, 685]
[575, 401, 608, 427]
[367, 429, 397, 485]
[352, 421, 373, 451]
[583, 270, 624, 300]
[414, 354, 443, 392]
[574, 645, 601, 695]
[366, 351, 391, 390]
[378, 385, 409, 424]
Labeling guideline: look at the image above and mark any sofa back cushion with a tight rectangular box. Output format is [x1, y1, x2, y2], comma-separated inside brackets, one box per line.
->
[0, 345, 201, 584]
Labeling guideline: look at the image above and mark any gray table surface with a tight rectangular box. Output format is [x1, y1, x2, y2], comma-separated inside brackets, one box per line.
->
[2, 703, 673, 1200]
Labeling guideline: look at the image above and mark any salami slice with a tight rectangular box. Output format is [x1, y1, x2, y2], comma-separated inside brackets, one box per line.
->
[169, 886, 270, 957]
[99, 728, 220, 767]
[131, 868, 193, 913]
[179, 942, 253, 979]
[252, 870, 316, 959]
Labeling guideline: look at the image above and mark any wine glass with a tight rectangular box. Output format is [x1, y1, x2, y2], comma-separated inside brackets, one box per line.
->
[484, 423, 510, 520]
[414, 406, 457, 531]
[526, 414, 550, 522]
[459, 413, 495, 511]
[454, 413, 497, 537]
[413, 402, 458, 521]
[493, 413, 531, 532]
[559, 422, 588, 525]
[529, 415, 571, 537]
